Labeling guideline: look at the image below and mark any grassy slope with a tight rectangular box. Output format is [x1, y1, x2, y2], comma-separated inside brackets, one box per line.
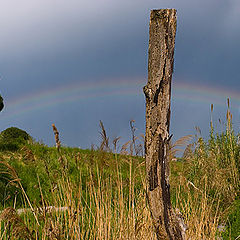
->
[0, 120, 240, 239]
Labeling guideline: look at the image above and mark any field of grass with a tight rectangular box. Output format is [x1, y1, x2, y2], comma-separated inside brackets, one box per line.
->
[0, 108, 239, 239]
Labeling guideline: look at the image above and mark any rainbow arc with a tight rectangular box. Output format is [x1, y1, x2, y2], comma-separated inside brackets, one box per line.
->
[1, 78, 239, 120]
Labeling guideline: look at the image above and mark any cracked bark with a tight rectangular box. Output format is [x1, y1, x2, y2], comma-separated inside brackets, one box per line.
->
[144, 9, 185, 240]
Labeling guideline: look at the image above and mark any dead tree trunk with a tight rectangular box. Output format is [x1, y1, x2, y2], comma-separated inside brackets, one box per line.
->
[144, 9, 185, 240]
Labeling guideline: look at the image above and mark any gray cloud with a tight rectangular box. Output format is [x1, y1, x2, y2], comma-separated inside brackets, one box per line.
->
[0, 0, 239, 148]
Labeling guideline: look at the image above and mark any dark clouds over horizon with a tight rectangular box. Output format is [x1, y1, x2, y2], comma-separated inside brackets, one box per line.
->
[0, 0, 240, 149]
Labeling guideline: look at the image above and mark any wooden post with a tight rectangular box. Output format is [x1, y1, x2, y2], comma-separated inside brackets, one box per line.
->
[144, 9, 185, 240]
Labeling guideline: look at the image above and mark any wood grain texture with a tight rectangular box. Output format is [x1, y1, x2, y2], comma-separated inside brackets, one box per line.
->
[144, 9, 185, 240]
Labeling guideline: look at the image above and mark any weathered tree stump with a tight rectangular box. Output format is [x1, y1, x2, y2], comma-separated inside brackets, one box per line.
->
[144, 9, 185, 240]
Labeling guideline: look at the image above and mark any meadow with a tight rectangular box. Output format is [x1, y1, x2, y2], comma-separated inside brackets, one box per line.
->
[0, 106, 239, 239]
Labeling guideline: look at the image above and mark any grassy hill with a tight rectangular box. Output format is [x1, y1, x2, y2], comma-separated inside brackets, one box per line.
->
[0, 115, 239, 239]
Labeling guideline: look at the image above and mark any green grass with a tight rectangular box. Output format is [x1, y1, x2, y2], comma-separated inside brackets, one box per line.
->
[0, 109, 239, 239]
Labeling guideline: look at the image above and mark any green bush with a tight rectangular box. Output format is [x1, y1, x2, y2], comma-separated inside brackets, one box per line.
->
[0, 127, 30, 141]
[0, 127, 31, 151]
[222, 199, 240, 239]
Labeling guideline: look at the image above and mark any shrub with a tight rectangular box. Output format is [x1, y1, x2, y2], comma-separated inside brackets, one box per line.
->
[0, 127, 31, 151]
[222, 199, 240, 239]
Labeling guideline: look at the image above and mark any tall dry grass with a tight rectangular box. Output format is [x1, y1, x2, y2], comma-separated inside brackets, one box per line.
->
[173, 101, 240, 239]
[0, 109, 239, 239]
[0, 156, 227, 240]
[0, 143, 156, 239]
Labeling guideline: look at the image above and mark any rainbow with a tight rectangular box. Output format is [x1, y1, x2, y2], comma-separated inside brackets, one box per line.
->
[172, 81, 240, 108]
[1, 78, 144, 120]
[1, 78, 239, 120]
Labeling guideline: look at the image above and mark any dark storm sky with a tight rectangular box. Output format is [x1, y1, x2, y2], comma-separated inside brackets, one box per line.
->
[0, 0, 240, 149]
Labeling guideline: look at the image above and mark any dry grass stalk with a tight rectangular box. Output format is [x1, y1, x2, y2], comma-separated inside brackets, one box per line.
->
[181, 186, 221, 239]
[44, 218, 63, 240]
[0, 161, 40, 226]
[130, 120, 137, 155]
[112, 136, 121, 153]
[52, 124, 61, 151]
[21, 146, 36, 163]
[169, 135, 193, 160]
[51, 124, 67, 171]
[120, 140, 131, 155]
[99, 120, 110, 152]
[0, 207, 33, 240]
